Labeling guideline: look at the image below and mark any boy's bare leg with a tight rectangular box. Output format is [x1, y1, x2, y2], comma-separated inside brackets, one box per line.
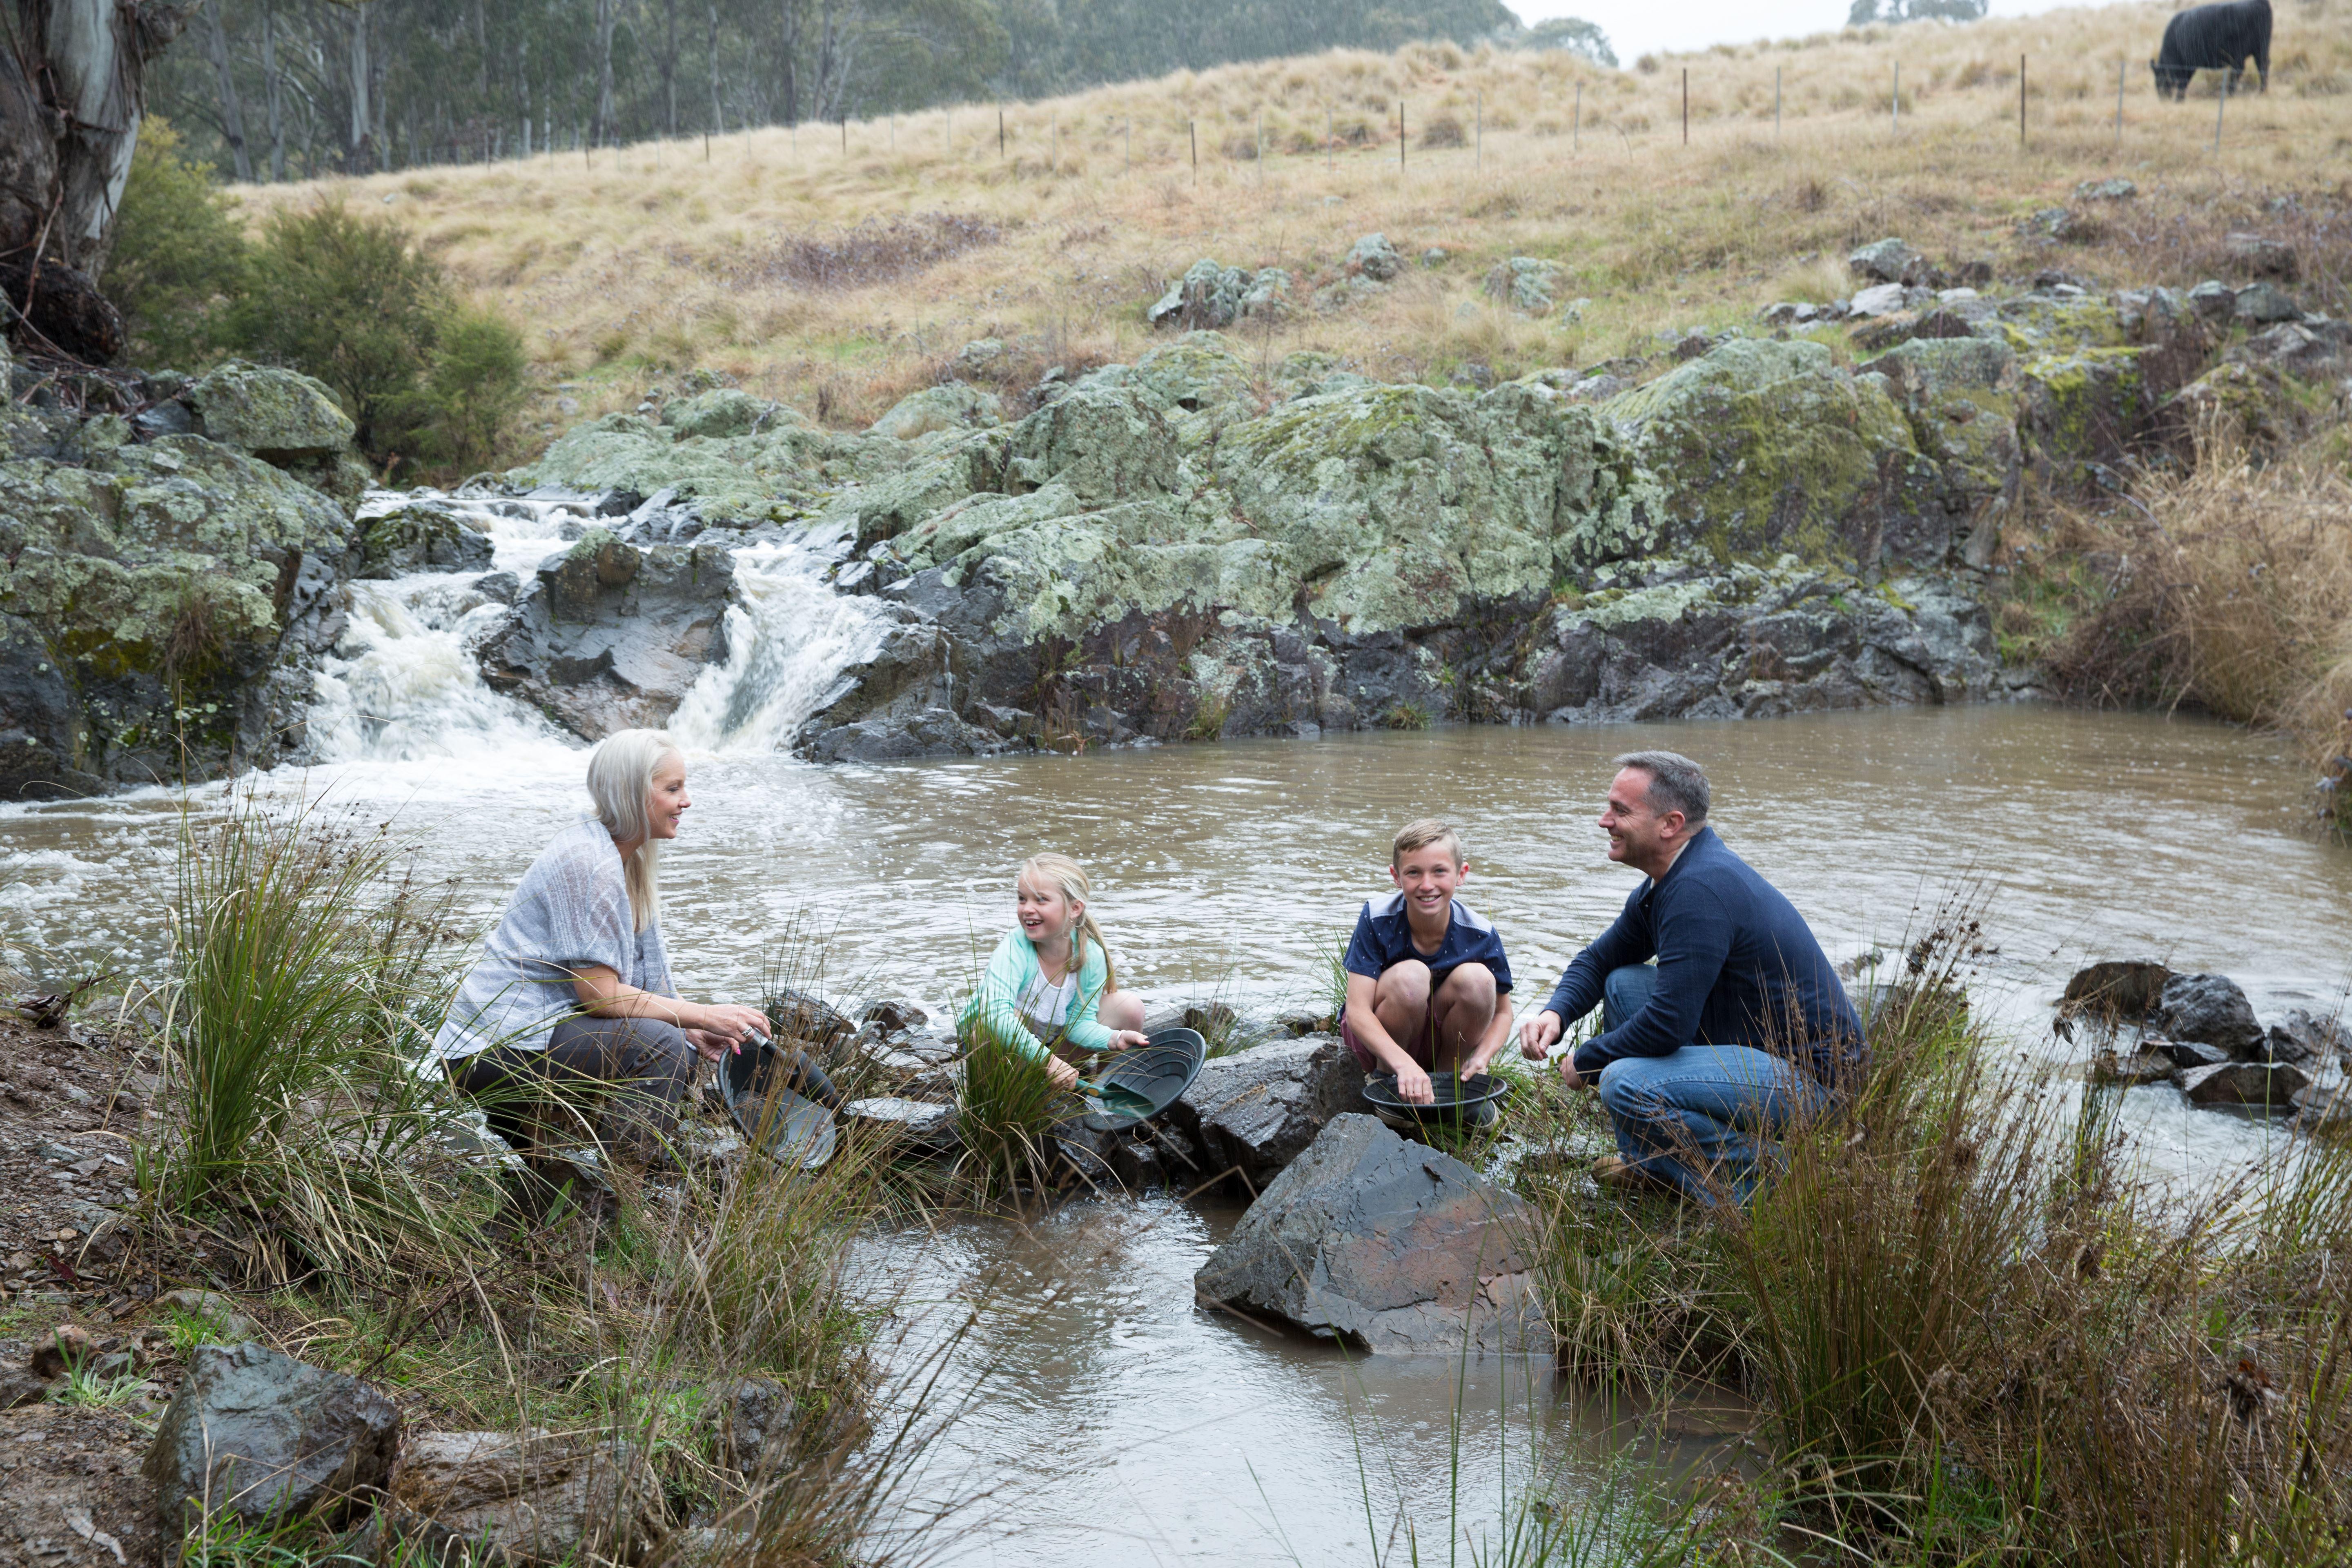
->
[1373, 959, 1434, 1058]
[1430, 962, 1498, 1074]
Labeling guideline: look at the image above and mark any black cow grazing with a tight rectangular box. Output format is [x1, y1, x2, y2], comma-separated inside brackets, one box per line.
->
[2151, 0, 2272, 100]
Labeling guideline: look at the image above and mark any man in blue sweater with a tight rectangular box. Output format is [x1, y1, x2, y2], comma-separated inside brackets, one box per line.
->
[1517, 751, 1864, 1203]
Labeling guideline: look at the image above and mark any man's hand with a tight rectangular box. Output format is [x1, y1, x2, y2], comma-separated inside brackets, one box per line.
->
[1394, 1060, 1434, 1104]
[1556, 1058, 1587, 1091]
[1519, 1009, 1564, 1060]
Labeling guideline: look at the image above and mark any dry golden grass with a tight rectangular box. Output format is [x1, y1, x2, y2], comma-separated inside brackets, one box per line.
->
[230, 0, 2352, 436]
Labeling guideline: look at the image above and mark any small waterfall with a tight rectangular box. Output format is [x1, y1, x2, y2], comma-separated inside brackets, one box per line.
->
[305, 490, 586, 767]
[667, 528, 894, 753]
[305, 492, 893, 767]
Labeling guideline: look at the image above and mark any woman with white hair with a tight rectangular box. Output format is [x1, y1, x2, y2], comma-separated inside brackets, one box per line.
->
[430, 728, 773, 1198]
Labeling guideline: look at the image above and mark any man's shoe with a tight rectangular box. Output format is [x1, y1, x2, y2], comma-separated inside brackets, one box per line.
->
[1592, 1155, 1679, 1196]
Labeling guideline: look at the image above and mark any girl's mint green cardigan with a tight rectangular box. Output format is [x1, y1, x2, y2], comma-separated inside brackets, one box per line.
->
[960, 929, 1114, 1061]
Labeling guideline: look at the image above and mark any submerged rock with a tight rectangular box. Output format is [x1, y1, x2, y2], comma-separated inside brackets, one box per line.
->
[1194, 1113, 1550, 1355]
[145, 1343, 401, 1532]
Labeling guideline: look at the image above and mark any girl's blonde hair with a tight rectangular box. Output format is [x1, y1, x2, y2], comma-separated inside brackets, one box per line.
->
[586, 728, 680, 931]
[1019, 852, 1117, 993]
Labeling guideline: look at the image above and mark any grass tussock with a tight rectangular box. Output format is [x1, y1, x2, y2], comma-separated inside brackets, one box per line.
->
[2042, 428, 2352, 831]
[219, 3, 2352, 434]
[1516, 896, 2352, 1564]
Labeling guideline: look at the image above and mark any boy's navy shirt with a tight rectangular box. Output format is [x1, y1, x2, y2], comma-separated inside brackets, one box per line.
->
[1542, 825, 1863, 1089]
[1343, 891, 1514, 994]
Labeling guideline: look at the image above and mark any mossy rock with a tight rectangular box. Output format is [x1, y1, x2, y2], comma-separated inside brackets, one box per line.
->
[869, 382, 1004, 441]
[357, 503, 495, 578]
[1604, 338, 1919, 568]
[512, 405, 886, 523]
[1862, 337, 2023, 567]
[186, 361, 356, 461]
[2018, 345, 2151, 475]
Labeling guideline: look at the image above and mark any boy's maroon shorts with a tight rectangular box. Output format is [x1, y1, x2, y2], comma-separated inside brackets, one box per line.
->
[1341, 1011, 1438, 1073]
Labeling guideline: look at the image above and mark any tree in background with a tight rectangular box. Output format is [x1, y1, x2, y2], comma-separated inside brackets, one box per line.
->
[0, 0, 191, 362]
[1490, 16, 1615, 68]
[1846, 0, 1988, 24]
[142, 0, 1535, 178]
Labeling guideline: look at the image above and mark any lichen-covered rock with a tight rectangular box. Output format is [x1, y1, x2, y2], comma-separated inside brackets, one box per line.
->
[1345, 233, 1403, 281]
[1863, 336, 2022, 567]
[1147, 260, 1285, 332]
[472, 532, 735, 739]
[1849, 237, 1924, 284]
[2234, 282, 2299, 324]
[1603, 338, 1936, 568]
[511, 395, 897, 523]
[2018, 345, 2152, 479]
[355, 501, 495, 577]
[868, 381, 1002, 441]
[0, 434, 356, 796]
[185, 361, 372, 508]
[1485, 256, 1564, 314]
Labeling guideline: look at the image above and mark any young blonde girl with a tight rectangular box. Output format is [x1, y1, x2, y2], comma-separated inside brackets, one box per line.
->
[963, 853, 1147, 1089]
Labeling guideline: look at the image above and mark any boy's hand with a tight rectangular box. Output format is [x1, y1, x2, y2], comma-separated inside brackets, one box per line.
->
[1395, 1060, 1434, 1104]
[1519, 1010, 1563, 1060]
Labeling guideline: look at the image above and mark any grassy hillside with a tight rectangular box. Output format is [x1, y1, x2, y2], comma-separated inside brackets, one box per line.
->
[234, 0, 2352, 438]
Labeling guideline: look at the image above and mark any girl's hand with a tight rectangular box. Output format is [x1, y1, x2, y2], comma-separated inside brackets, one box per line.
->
[704, 1003, 772, 1047]
[1107, 1030, 1149, 1051]
[1044, 1055, 1081, 1091]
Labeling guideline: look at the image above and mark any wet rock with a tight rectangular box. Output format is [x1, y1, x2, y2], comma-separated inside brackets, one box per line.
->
[145, 1343, 401, 1532]
[765, 987, 856, 1049]
[2234, 282, 2299, 325]
[862, 1000, 929, 1035]
[2092, 1047, 2178, 1087]
[2223, 232, 2298, 280]
[2268, 1008, 2352, 1069]
[2181, 1060, 2308, 1109]
[842, 1097, 959, 1153]
[699, 1378, 796, 1474]
[1194, 1113, 1550, 1355]
[471, 532, 733, 740]
[869, 382, 1002, 441]
[1345, 233, 1403, 282]
[355, 502, 495, 578]
[2060, 959, 2173, 1022]
[2155, 974, 2265, 1058]
[1165, 1033, 1364, 1187]
[2294, 1080, 2352, 1136]
[387, 1429, 663, 1566]
[2147, 1037, 2232, 1071]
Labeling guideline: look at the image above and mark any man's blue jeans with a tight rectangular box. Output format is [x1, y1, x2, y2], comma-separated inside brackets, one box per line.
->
[1593, 965, 1828, 1204]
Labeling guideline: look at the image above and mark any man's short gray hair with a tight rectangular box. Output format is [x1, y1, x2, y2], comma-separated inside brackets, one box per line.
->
[1612, 750, 1711, 824]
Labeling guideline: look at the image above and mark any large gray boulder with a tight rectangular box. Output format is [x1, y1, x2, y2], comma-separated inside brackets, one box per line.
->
[2155, 974, 2265, 1059]
[472, 530, 733, 740]
[145, 1343, 401, 1533]
[1164, 1033, 1363, 1187]
[1195, 1114, 1550, 1355]
[2181, 1061, 2308, 1109]
[388, 1429, 664, 1566]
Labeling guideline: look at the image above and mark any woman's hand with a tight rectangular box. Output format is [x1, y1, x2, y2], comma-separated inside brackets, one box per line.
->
[1106, 1030, 1149, 1051]
[702, 1003, 772, 1048]
[1043, 1054, 1081, 1091]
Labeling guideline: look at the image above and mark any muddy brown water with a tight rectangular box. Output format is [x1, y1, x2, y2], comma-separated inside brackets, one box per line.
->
[4, 705, 2347, 1559]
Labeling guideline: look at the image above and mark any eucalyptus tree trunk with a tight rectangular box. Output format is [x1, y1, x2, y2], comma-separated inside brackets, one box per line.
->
[200, 0, 252, 180]
[591, 0, 615, 145]
[0, 0, 192, 361]
[346, 0, 370, 170]
[259, 0, 283, 179]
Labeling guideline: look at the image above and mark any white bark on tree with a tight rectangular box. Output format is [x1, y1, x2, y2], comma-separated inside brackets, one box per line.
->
[200, 0, 252, 181]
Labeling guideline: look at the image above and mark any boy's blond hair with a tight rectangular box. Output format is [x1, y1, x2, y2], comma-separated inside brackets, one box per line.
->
[1390, 817, 1464, 869]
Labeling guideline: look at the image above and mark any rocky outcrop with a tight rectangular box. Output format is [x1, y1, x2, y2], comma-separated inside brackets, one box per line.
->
[145, 1343, 401, 1531]
[0, 363, 368, 798]
[470, 529, 735, 739]
[1194, 1113, 1550, 1354]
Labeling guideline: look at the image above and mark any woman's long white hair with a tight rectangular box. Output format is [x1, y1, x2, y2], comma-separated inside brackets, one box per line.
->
[586, 729, 679, 931]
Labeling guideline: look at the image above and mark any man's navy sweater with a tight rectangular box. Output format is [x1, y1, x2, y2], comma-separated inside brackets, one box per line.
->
[1544, 826, 1864, 1087]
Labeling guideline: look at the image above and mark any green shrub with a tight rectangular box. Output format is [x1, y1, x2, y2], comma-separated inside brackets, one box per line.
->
[225, 199, 529, 476]
[101, 117, 250, 370]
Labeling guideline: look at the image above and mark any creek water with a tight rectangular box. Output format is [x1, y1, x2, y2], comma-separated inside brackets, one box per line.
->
[4, 492, 2348, 1561]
